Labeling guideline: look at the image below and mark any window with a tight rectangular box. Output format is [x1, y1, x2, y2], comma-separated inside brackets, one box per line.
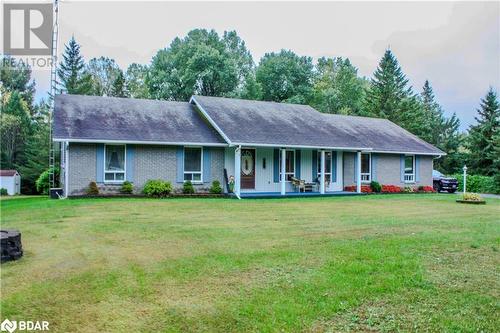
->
[184, 147, 202, 182]
[279, 149, 295, 181]
[404, 155, 415, 182]
[105, 145, 125, 182]
[361, 153, 371, 182]
[317, 151, 332, 183]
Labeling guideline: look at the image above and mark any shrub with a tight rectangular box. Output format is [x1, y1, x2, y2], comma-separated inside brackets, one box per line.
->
[87, 181, 99, 195]
[381, 185, 402, 193]
[418, 186, 435, 193]
[120, 181, 133, 194]
[183, 181, 195, 194]
[452, 174, 498, 194]
[36, 167, 60, 194]
[344, 185, 372, 193]
[404, 186, 415, 193]
[462, 193, 483, 201]
[209, 180, 222, 194]
[143, 179, 172, 197]
[370, 181, 381, 193]
[0, 188, 7, 196]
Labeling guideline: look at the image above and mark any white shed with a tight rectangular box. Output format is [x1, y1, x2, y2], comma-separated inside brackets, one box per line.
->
[0, 170, 21, 195]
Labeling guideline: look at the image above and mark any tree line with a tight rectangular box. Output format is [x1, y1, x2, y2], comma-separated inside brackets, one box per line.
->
[1, 29, 498, 193]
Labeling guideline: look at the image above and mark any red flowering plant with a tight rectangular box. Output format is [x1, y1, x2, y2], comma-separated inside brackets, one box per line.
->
[381, 185, 402, 193]
[418, 186, 435, 193]
[344, 185, 372, 193]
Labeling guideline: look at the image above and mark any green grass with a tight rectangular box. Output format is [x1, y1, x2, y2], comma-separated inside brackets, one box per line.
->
[1, 194, 499, 332]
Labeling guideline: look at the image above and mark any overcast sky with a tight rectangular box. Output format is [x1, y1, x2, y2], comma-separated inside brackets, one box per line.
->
[29, 1, 499, 130]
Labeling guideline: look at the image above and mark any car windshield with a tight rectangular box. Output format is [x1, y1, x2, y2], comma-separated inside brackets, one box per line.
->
[433, 170, 444, 177]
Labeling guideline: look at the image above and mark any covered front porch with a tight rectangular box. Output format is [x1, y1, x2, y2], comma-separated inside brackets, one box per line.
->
[226, 146, 368, 199]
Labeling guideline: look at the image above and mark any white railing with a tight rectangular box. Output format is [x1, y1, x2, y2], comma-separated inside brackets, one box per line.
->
[404, 174, 415, 182]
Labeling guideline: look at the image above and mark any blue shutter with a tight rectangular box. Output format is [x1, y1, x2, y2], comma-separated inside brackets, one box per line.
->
[353, 154, 357, 183]
[415, 155, 420, 182]
[332, 151, 337, 183]
[400, 155, 405, 183]
[203, 147, 211, 183]
[295, 150, 301, 179]
[126, 145, 135, 182]
[273, 149, 279, 183]
[176, 147, 184, 183]
[312, 150, 318, 182]
[96, 144, 104, 183]
[371, 154, 377, 181]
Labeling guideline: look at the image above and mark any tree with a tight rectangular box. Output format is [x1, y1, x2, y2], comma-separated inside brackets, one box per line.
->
[125, 63, 150, 99]
[312, 57, 365, 114]
[148, 29, 252, 101]
[86, 57, 123, 96]
[0, 91, 31, 168]
[364, 50, 414, 122]
[255, 49, 314, 103]
[239, 73, 262, 100]
[57, 37, 93, 95]
[111, 70, 128, 97]
[467, 88, 500, 176]
[419, 80, 445, 145]
[0, 56, 36, 109]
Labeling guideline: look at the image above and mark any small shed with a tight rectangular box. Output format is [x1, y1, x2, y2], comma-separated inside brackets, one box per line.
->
[0, 170, 21, 195]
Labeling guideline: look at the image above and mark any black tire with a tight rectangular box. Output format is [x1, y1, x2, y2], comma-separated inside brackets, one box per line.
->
[447, 189, 456, 193]
[433, 183, 441, 193]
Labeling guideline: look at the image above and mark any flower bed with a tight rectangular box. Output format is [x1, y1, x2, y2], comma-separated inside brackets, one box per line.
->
[344, 185, 372, 193]
[381, 185, 402, 193]
[418, 186, 435, 193]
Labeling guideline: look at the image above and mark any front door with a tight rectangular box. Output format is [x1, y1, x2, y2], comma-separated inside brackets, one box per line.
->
[241, 149, 255, 189]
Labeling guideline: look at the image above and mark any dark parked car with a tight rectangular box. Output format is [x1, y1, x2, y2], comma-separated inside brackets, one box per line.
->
[433, 170, 458, 193]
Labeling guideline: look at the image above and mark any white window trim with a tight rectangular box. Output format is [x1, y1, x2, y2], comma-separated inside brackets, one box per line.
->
[404, 154, 416, 183]
[104, 144, 126, 184]
[317, 150, 333, 182]
[183, 146, 203, 183]
[279, 149, 296, 182]
[361, 153, 371, 183]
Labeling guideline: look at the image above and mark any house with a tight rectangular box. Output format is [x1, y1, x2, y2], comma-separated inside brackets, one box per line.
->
[53, 94, 444, 198]
[0, 170, 21, 195]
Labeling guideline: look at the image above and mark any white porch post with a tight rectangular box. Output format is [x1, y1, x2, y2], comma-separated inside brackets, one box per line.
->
[234, 146, 241, 198]
[64, 141, 69, 197]
[320, 150, 326, 194]
[356, 151, 362, 193]
[281, 148, 286, 195]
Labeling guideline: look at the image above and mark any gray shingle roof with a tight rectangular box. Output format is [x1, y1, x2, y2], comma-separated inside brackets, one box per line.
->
[53, 94, 226, 145]
[192, 95, 444, 155]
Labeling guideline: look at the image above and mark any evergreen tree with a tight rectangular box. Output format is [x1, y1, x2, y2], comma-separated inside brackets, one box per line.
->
[467, 88, 500, 176]
[86, 57, 122, 96]
[364, 50, 414, 123]
[0, 56, 36, 109]
[420, 80, 445, 145]
[57, 37, 93, 94]
[110, 70, 128, 97]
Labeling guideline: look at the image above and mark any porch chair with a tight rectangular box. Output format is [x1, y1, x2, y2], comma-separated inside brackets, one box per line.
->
[290, 177, 306, 192]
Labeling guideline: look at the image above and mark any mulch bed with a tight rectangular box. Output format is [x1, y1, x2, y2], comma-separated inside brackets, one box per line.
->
[456, 199, 486, 205]
[69, 193, 227, 199]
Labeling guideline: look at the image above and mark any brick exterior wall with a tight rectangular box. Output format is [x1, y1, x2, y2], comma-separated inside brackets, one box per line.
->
[67, 144, 226, 195]
[68, 143, 97, 195]
[343, 152, 433, 188]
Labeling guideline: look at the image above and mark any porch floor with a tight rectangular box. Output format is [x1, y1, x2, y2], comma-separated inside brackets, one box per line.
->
[238, 191, 362, 199]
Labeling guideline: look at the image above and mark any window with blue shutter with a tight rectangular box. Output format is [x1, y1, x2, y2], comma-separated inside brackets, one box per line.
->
[296, 150, 301, 179]
[273, 149, 279, 183]
[96, 144, 104, 183]
[203, 147, 211, 183]
[176, 147, 184, 183]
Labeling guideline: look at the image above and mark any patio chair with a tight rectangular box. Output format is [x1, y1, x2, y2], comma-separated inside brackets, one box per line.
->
[290, 177, 306, 192]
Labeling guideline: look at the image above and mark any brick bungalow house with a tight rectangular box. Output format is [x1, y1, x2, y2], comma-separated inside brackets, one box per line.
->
[53, 94, 444, 198]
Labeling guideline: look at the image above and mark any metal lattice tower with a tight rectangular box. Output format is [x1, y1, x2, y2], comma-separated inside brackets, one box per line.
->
[48, 0, 59, 191]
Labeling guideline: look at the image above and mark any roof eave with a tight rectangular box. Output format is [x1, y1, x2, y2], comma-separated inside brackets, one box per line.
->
[53, 137, 228, 147]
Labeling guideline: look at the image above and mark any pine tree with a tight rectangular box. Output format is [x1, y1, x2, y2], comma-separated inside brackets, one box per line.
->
[364, 50, 413, 123]
[420, 80, 445, 145]
[110, 70, 128, 97]
[57, 37, 93, 94]
[467, 88, 500, 176]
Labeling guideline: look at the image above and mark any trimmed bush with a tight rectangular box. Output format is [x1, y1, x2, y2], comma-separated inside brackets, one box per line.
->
[0, 188, 8, 196]
[36, 167, 60, 194]
[209, 180, 223, 194]
[87, 181, 99, 195]
[120, 181, 133, 194]
[370, 181, 381, 193]
[183, 181, 195, 194]
[452, 174, 498, 194]
[462, 193, 483, 201]
[143, 180, 172, 197]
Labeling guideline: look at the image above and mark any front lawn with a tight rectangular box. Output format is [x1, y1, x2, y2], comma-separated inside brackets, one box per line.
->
[1, 195, 499, 332]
